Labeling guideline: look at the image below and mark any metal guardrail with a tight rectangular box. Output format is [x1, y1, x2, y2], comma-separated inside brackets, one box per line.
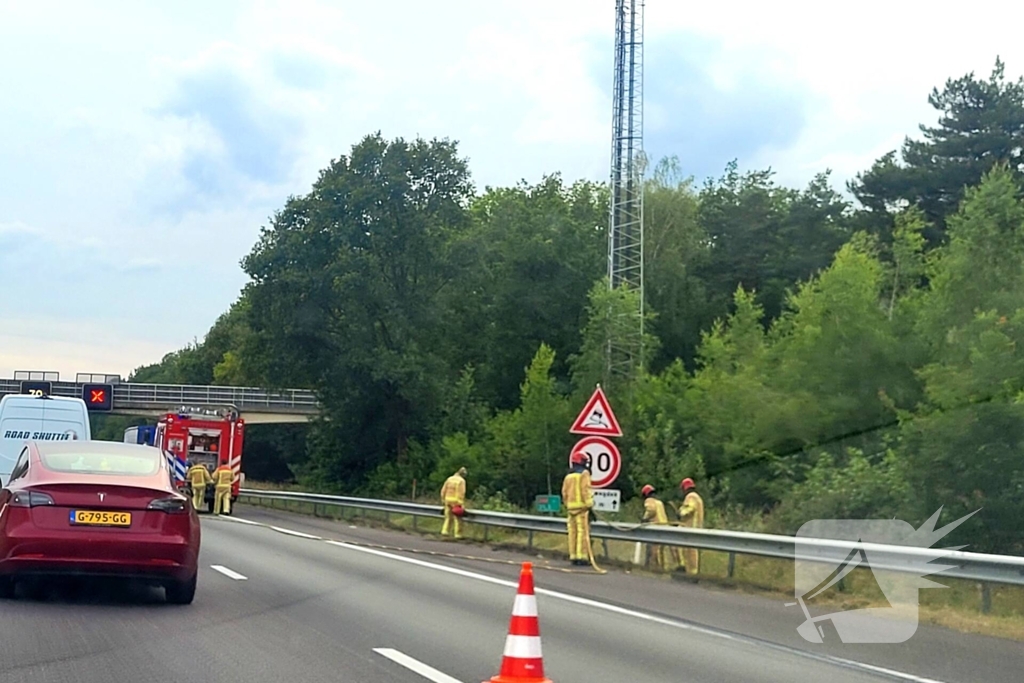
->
[0, 380, 319, 413]
[238, 489, 1024, 587]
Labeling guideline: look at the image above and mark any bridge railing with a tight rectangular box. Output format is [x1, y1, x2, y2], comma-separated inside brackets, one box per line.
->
[0, 380, 318, 412]
[112, 383, 318, 409]
[238, 488, 1024, 589]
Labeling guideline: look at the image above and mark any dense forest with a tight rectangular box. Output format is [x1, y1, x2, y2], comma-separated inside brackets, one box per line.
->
[108, 59, 1024, 553]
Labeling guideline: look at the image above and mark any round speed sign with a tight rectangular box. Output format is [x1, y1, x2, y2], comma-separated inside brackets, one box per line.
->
[570, 435, 621, 489]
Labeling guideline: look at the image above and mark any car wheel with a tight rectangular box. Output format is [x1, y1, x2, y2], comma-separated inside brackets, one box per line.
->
[0, 577, 14, 599]
[165, 573, 197, 605]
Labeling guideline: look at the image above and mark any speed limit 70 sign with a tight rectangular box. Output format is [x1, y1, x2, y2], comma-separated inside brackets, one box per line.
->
[570, 435, 621, 489]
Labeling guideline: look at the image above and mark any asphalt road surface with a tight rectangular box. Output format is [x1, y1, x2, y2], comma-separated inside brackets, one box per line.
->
[0, 505, 1019, 683]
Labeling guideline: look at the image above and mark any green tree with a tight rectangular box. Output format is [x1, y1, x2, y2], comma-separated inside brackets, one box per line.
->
[448, 176, 606, 408]
[901, 167, 1024, 552]
[851, 58, 1024, 246]
[770, 449, 913, 533]
[482, 344, 575, 507]
[697, 162, 851, 326]
[570, 279, 660, 403]
[643, 157, 709, 371]
[242, 133, 475, 490]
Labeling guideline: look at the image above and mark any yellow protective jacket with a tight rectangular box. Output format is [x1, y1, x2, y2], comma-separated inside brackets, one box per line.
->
[440, 474, 466, 505]
[213, 466, 234, 489]
[677, 491, 705, 528]
[187, 465, 212, 487]
[562, 471, 594, 512]
[643, 497, 669, 524]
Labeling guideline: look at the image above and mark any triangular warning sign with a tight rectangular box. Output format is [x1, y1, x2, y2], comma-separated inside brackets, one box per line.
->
[570, 385, 622, 437]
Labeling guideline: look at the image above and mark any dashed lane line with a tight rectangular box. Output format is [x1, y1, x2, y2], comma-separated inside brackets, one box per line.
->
[210, 564, 248, 581]
[373, 648, 464, 683]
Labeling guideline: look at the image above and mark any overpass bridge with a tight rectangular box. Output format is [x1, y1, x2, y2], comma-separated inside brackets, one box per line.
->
[0, 373, 319, 424]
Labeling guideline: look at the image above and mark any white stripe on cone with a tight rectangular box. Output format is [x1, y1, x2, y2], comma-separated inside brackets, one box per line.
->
[512, 594, 538, 617]
[503, 635, 543, 659]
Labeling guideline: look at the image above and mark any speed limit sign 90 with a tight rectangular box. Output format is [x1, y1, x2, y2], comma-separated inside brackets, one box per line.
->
[570, 435, 621, 489]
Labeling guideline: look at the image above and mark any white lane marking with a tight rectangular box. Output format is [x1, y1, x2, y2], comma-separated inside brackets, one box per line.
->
[373, 648, 463, 683]
[828, 658, 950, 683]
[237, 520, 950, 683]
[219, 516, 263, 526]
[326, 540, 946, 683]
[270, 525, 322, 540]
[210, 565, 248, 580]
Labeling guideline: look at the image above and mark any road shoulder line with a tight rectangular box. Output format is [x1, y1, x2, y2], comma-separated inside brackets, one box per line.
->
[373, 647, 464, 683]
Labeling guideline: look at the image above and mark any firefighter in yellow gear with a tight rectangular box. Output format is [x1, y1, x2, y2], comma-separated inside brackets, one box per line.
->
[562, 451, 595, 566]
[676, 478, 705, 573]
[440, 467, 467, 539]
[186, 461, 213, 510]
[640, 484, 679, 571]
[212, 463, 234, 515]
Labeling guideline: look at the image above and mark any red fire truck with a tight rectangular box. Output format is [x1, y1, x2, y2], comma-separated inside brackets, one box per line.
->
[154, 407, 245, 514]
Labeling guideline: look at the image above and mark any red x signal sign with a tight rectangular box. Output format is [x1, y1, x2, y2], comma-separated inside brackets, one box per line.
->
[81, 383, 113, 411]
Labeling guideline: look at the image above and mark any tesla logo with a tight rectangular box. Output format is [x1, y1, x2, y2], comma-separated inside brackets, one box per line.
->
[97, 493, 106, 501]
[90, 390, 105, 403]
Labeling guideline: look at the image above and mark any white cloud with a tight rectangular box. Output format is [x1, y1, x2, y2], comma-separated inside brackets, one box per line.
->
[1, 0, 1022, 379]
[0, 318, 173, 380]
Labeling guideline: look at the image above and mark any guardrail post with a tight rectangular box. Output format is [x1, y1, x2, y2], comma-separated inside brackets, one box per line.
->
[483, 526, 489, 543]
[412, 515, 418, 531]
[727, 552, 736, 579]
[528, 530, 534, 550]
[385, 511, 391, 525]
[980, 583, 992, 614]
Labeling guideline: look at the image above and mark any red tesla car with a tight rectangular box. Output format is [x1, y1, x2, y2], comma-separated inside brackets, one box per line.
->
[0, 440, 200, 604]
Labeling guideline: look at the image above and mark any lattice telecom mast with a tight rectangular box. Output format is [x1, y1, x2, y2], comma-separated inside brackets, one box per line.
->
[607, 0, 645, 379]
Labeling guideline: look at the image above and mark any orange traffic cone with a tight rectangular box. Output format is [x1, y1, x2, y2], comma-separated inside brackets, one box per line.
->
[485, 562, 553, 683]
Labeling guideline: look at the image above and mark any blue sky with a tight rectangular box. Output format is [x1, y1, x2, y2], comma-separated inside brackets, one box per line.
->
[1, 0, 1021, 380]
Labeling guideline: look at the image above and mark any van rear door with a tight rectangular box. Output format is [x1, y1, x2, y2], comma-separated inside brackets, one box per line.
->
[0, 396, 90, 483]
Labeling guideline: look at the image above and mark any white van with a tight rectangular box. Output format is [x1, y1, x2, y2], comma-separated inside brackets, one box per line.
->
[0, 394, 92, 485]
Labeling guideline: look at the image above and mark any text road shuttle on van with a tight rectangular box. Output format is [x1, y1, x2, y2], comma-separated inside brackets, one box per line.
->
[0, 395, 92, 484]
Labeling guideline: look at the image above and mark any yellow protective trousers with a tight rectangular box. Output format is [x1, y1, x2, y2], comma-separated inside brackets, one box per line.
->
[192, 484, 206, 511]
[441, 504, 462, 538]
[566, 510, 592, 561]
[683, 547, 700, 573]
[648, 543, 667, 571]
[214, 486, 232, 515]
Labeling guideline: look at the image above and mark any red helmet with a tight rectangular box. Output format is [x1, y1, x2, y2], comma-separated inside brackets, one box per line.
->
[570, 451, 589, 466]
[680, 477, 696, 491]
[641, 484, 655, 496]
[451, 505, 465, 517]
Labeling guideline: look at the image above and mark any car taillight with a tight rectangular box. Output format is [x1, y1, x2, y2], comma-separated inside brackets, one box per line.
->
[147, 497, 189, 514]
[10, 491, 56, 507]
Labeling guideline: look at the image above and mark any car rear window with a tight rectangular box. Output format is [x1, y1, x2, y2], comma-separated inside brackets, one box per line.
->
[40, 450, 161, 476]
